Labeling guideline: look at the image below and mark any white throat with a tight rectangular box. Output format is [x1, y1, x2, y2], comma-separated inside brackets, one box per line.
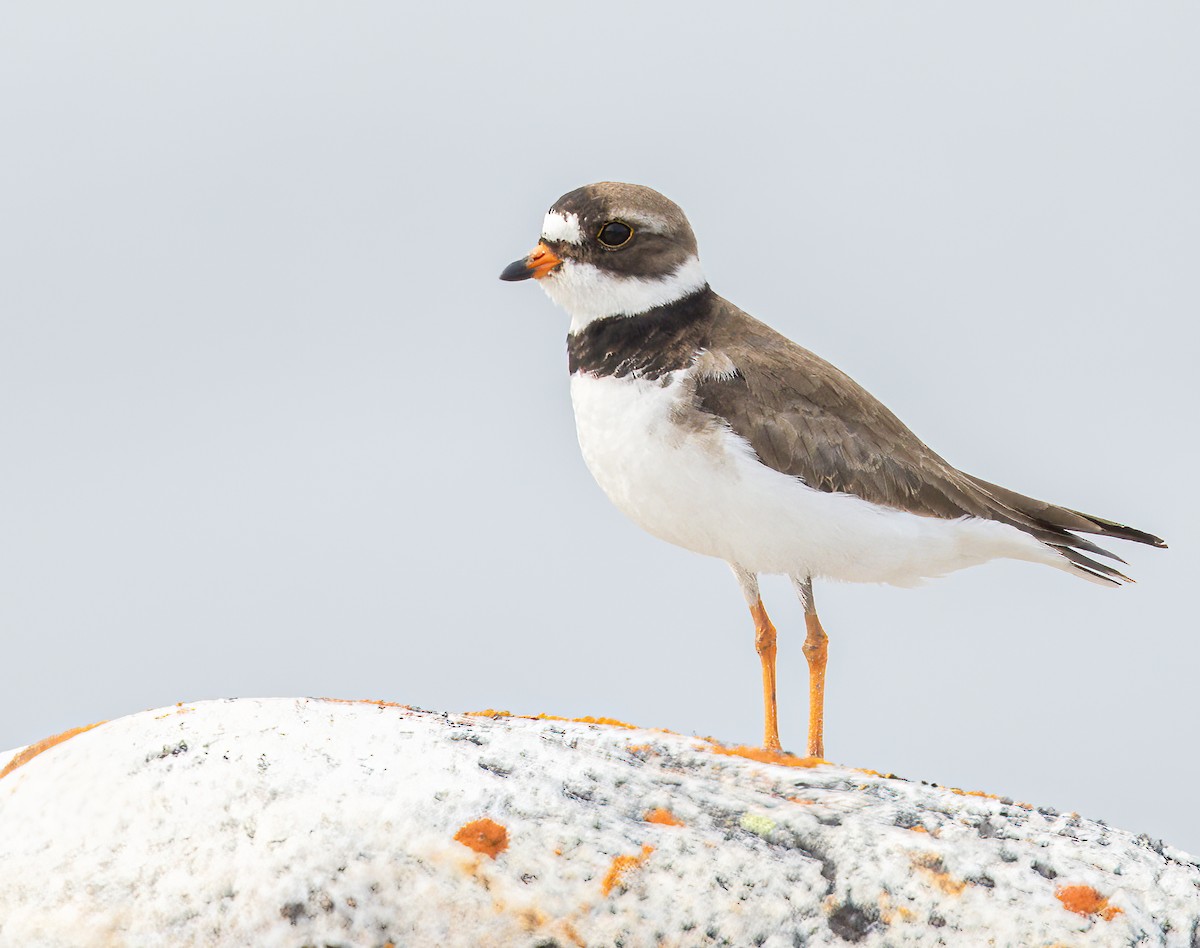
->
[539, 255, 707, 332]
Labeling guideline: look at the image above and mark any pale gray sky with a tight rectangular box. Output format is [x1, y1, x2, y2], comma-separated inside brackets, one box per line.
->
[2, 3, 1197, 852]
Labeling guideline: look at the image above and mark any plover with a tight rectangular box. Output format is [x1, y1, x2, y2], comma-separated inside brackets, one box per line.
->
[500, 182, 1165, 757]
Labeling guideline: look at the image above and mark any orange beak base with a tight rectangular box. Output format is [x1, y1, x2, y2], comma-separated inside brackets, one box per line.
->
[499, 242, 562, 282]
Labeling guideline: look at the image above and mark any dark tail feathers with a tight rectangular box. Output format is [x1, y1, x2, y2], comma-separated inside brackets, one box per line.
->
[966, 475, 1166, 586]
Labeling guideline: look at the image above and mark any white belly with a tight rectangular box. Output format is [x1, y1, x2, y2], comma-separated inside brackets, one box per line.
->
[569, 372, 1056, 585]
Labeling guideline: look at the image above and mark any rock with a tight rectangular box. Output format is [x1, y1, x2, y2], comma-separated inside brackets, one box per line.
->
[0, 697, 1197, 946]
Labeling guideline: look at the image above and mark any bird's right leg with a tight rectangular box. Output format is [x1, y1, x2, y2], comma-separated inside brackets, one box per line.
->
[730, 565, 781, 751]
[791, 575, 828, 760]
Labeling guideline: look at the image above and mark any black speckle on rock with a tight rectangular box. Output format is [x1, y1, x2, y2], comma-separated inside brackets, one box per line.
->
[827, 902, 880, 942]
[1032, 861, 1057, 880]
[892, 811, 920, 829]
[449, 732, 484, 745]
[1038, 806, 1059, 818]
[966, 873, 995, 888]
[975, 818, 997, 839]
[478, 759, 512, 778]
[279, 901, 307, 925]
[146, 740, 188, 762]
[929, 914, 946, 928]
[561, 784, 593, 802]
[999, 849, 1018, 862]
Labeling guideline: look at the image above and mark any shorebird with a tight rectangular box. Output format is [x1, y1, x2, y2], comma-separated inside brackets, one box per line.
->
[499, 182, 1165, 757]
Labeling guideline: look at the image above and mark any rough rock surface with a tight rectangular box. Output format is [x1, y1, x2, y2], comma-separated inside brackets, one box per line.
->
[0, 698, 1197, 947]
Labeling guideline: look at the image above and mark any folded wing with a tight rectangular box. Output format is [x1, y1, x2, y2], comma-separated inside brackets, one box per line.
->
[692, 302, 1165, 584]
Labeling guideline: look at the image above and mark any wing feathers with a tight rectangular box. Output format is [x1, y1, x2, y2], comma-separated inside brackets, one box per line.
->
[692, 297, 1165, 582]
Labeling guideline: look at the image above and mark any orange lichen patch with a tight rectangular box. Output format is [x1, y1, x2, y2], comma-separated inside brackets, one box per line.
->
[513, 905, 550, 931]
[908, 825, 929, 833]
[464, 710, 640, 730]
[704, 743, 824, 768]
[1055, 885, 1123, 920]
[644, 808, 685, 827]
[552, 714, 638, 730]
[321, 697, 409, 709]
[854, 767, 899, 779]
[787, 797, 816, 805]
[948, 786, 1001, 801]
[877, 892, 916, 925]
[453, 818, 509, 859]
[601, 845, 654, 896]
[912, 853, 967, 896]
[0, 720, 106, 781]
[154, 702, 196, 720]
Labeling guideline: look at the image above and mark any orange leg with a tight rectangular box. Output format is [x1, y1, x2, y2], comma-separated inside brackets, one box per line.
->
[802, 611, 828, 759]
[749, 600, 781, 751]
[792, 575, 829, 759]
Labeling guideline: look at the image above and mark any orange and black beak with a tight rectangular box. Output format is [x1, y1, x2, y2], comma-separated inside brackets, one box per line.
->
[499, 242, 562, 282]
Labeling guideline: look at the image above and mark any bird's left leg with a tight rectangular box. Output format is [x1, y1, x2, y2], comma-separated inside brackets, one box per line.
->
[791, 575, 828, 759]
[730, 564, 781, 751]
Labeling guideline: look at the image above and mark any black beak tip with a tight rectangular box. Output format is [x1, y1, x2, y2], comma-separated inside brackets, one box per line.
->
[499, 259, 533, 282]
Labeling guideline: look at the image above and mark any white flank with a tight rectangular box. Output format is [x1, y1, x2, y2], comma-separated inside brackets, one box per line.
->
[542, 255, 708, 332]
[570, 367, 1066, 586]
[540, 210, 582, 245]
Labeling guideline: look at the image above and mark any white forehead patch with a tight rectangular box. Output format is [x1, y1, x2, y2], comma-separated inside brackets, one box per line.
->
[541, 210, 583, 245]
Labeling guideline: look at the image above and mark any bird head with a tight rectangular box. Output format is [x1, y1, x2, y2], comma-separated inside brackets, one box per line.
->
[500, 182, 707, 330]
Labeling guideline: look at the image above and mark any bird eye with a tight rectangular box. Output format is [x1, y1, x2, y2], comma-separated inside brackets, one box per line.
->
[596, 221, 634, 249]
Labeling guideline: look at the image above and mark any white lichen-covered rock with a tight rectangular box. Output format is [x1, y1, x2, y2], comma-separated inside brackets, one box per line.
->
[0, 698, 1197, 946]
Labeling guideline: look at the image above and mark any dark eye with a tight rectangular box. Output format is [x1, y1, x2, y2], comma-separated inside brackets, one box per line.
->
[596, 221, 634, 248]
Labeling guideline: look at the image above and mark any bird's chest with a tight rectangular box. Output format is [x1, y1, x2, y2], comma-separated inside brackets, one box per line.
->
[568, 371, 743, 550]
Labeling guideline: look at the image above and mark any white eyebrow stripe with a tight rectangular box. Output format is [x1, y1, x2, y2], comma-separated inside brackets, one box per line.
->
[541, 210, 583, 245]
[608, 209, 670, 235]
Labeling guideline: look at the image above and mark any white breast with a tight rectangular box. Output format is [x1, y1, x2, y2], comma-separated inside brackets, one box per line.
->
[569, 370, 1060, 585]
